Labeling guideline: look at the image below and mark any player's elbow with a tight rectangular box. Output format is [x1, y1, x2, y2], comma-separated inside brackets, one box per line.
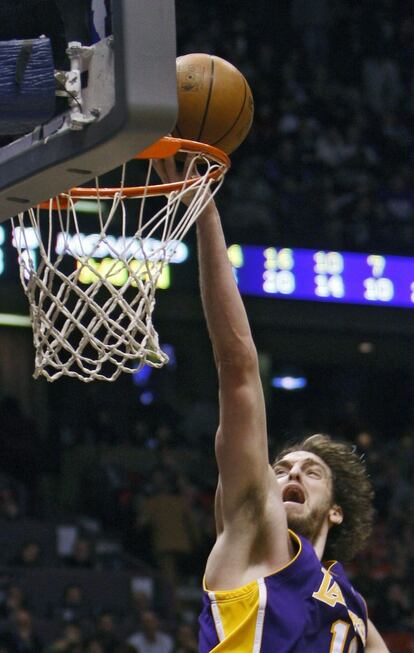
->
[215, 336, 259, 377]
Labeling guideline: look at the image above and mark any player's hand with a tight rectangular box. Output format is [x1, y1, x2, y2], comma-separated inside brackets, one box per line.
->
[153, 154, 211, 207]
[152, 154, 188, 185]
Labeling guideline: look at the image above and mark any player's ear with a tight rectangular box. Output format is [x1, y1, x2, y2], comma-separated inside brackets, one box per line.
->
[328, 504, 343, 526]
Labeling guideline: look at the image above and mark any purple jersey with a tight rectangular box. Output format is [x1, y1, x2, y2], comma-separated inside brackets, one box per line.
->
[199, 531, 367, 652]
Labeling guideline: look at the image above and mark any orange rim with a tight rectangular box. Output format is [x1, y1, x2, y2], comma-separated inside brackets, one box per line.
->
[38, 137, 230, 208]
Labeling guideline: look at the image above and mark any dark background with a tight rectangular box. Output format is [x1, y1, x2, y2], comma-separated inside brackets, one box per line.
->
[0, 1, 413, 652]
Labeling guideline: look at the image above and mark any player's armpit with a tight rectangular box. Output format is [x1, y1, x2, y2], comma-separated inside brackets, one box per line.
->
[365, 619, 390, 653]
[206, 471, 292, 590]
[214, 371, 271, 517]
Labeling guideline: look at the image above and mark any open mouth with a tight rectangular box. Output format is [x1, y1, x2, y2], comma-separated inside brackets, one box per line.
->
[282, 484, 305, 504]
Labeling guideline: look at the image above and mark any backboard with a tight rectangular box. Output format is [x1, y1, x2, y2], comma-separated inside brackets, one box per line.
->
[0, 0, 178, 223]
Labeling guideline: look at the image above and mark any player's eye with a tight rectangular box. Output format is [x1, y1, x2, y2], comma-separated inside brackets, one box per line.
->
[274, 468, 288, 477]
[307, 468, 321, 478]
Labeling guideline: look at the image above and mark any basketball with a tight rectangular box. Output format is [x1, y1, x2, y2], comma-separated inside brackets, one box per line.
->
[173, 53, 254, 155]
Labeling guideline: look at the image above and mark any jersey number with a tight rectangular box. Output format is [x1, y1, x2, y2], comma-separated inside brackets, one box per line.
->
[330, 621, 357, 653]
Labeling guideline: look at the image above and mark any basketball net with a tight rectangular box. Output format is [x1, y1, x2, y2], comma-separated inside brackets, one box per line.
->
[12, 137, 230, 382]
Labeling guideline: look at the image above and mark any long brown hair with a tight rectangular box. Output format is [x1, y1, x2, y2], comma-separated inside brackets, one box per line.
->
[273, 434, 374, 561]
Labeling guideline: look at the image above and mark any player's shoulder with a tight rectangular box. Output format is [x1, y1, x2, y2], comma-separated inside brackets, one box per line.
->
[265, 533, 364, 606]
[325, 560, 362, 596]
[264, 531, 324, 591]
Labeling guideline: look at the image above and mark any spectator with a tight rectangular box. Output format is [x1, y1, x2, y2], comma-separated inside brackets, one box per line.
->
[172, 623, 198, 653]
[376, 581, 413, 631]
[0, 480, 21, 521]
[83, 638, 105, 653]
[122, 591, 152, 640]
[95, 611, 120, 653]
[64, 537, 95, 569]
[11, 541, 42, 568]
[0, 396, 40, 514]
[315, 127, 350, 168]
[0, 584, 28, 619]
[362, 54, 403, 113]
[377, 173, 414, 225]
[137, 470, 196, 594]
[0, 608, 42, 653]
[290, 0, 331, 67]
[49, 585, 90, 625]
[45, 622, 83, 653]
[127, 610, 173, 653]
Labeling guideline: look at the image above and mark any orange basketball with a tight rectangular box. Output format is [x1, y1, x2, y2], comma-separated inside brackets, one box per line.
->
[173, 53, 254, 155]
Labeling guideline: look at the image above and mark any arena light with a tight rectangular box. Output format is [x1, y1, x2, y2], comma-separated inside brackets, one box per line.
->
[0, 313, 31, 327]
[271, 366, 307, 391]
[74, 200, 105, 214]
[140, 391, 155, 405]
[133, 365, 153, 387]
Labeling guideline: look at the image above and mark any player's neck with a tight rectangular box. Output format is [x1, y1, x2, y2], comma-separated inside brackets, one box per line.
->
[311, 521, 330, 561]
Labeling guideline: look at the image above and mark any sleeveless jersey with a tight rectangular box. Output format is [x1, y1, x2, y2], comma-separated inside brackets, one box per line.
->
[199, 531, 367, 653]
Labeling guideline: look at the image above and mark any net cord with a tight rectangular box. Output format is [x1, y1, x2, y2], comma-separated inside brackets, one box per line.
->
[13, 150, 227, 381]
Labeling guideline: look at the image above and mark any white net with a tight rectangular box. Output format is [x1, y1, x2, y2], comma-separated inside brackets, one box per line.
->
[12, 148, 228, 382]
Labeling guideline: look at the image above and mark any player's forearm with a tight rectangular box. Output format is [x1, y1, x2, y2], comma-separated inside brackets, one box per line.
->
[365, 619, 390, 652]
[196, 202, 255, 365]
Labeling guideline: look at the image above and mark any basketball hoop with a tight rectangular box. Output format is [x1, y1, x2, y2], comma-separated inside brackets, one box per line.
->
[12, 137, 230, 382]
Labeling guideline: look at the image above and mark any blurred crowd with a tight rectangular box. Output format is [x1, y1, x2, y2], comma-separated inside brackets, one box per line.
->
[177, 0, 414, 255]
[1, 385, 414, 652]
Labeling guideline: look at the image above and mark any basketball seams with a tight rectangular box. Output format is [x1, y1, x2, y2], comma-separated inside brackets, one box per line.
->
[212, 76, 248, 149]
[197, 56, 215, 143]
[174, 53, 253, 153]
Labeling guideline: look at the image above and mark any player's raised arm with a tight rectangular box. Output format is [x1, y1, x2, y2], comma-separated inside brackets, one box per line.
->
[155, 157, 291, 587]
[195, 200, 269, 496]
[196, 197, 292, 584]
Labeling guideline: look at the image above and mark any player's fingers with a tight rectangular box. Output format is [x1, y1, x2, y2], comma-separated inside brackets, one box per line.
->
[183, 154, 197, 179]
[152, 159, 168, 183]
[164, 156, 178, 181]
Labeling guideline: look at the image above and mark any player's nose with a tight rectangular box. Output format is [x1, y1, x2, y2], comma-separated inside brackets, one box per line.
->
[288, 464, 302, 480]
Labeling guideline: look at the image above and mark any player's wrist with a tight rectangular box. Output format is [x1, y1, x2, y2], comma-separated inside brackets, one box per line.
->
[197, 200, 219, 224]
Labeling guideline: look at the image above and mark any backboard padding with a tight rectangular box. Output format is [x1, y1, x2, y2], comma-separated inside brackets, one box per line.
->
[0, 0, 177, 223]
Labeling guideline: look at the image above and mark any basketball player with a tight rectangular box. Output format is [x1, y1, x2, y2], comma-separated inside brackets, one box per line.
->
[155, 158, 389, 652]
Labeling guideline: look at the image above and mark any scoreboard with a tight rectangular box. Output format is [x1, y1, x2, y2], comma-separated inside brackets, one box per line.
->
[2, 219, 414, 310]
[228, 245, 414, 309]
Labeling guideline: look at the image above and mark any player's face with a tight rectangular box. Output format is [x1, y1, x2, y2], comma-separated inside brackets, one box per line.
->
[273, 451, 340, 543]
